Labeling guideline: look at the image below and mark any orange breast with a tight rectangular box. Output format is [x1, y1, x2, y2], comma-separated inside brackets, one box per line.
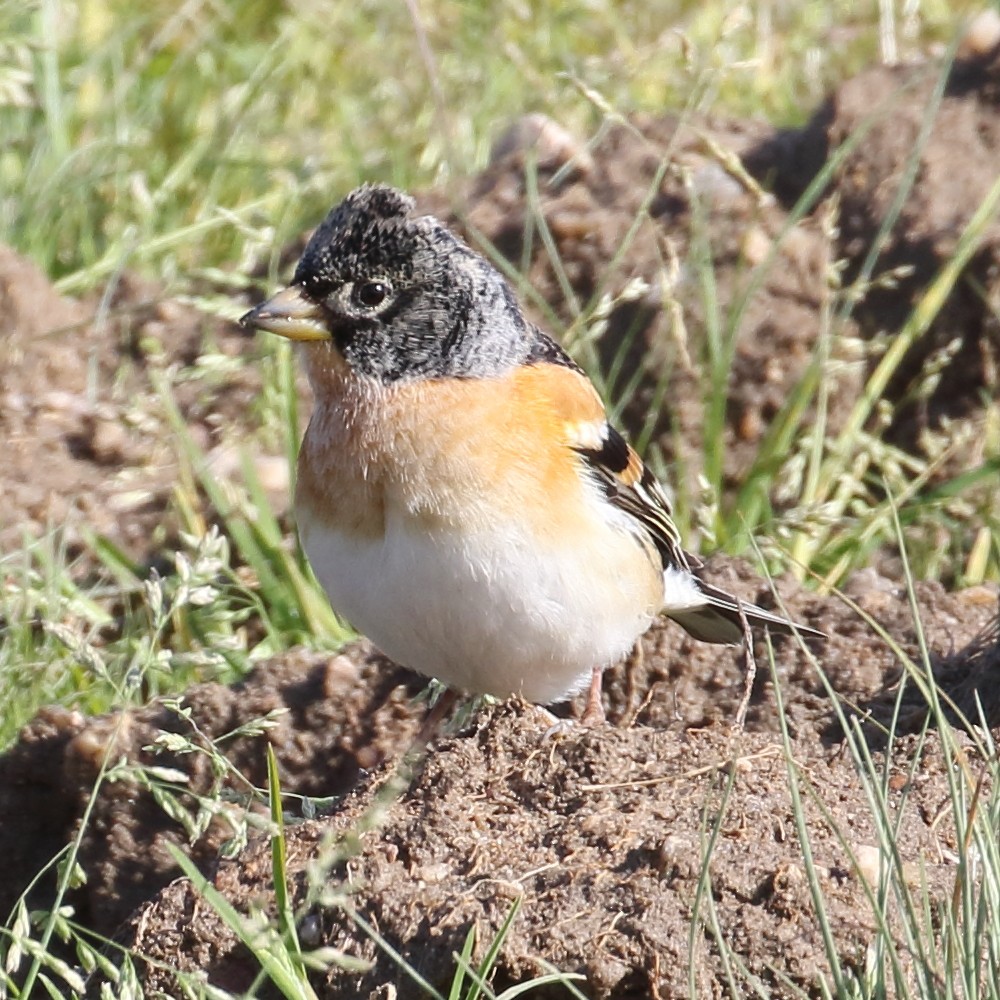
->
[295, 355, 608, 544]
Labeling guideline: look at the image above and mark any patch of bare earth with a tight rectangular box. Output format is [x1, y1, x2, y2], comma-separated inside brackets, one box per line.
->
[127, 709, 992, 1000]
[0, 256, 283, 569]
[1, 43, 1000, 1000]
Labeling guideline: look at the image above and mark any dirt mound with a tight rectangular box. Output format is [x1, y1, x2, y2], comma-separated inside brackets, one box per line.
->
[422, 113, 854, 495]
[826, 57, 1000, 446]
[1, 560, 996, 961]
[123, 705, 990, 1000]
[0, 645, 425, 937]
[422, 52, 1000, 490]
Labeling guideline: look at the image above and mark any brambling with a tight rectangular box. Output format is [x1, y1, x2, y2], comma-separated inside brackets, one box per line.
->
[241, 183, 823, 724]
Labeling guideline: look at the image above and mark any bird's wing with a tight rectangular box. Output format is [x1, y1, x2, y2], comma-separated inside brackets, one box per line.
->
[521, 333, 694, 572]
[567, 416, 696, 574]
[525, 343, 825, 642]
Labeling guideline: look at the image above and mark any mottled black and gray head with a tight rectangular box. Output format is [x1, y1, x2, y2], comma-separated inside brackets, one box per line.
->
[241, 183, 537, 383]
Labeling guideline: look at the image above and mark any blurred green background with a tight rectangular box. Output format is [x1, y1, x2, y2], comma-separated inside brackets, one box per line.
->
[0, 0, 973, 292]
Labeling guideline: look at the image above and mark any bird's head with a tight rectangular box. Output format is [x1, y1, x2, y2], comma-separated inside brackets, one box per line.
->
[240, 183, 530, 383]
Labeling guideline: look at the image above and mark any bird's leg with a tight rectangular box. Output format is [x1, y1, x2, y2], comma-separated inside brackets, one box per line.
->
[413, 687, 460, 747]
[622, 638, 645, 728]
[733, 597, 757, 731]
[579, 664, 606, 726]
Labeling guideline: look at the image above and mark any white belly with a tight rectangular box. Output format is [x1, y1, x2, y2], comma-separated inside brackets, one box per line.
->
[297, 503, 658, 705]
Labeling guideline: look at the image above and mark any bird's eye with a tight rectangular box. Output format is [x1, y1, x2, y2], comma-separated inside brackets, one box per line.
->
[354, 280, 391, 309]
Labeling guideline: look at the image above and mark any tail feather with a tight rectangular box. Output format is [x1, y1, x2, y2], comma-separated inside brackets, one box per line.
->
[666, 578, 825, 645]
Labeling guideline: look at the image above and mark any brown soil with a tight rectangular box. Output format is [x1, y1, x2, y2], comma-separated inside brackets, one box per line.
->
[2, 47, 1000, 1000]
[0, 260, 281, 565]
[128, 712, 993, 1000]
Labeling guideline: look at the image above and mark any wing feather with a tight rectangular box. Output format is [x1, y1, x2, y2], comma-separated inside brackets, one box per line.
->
[573, 423, 695, 573]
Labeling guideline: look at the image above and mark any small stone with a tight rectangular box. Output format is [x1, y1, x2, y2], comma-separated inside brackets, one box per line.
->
[323, 655, 361, 698]
[489, 113, 593, 176]
[853, 844, 882, 886]
[957, 584, 999, 607]
[90, 417, 128, 464]
[253, 454, 291, 495]
[960, 9, 1000, 58]
[742, 225, 773, 267]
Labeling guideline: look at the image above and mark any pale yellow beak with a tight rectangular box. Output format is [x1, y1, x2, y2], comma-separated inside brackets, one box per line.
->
[240, 285, 330, 341]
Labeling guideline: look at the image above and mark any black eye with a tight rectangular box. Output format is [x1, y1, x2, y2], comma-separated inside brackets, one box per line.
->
[354, 280, 390, 309]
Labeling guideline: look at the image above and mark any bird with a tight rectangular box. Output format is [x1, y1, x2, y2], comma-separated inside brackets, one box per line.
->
[241, 183, 823, 726]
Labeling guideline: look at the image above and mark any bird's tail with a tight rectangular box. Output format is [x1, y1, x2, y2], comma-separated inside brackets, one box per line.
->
[666, 578, 825, 645]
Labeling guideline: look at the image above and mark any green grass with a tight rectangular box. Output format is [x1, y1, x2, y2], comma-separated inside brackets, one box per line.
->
[1, 0, 999, 997]
[0, 0, 973, 289]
